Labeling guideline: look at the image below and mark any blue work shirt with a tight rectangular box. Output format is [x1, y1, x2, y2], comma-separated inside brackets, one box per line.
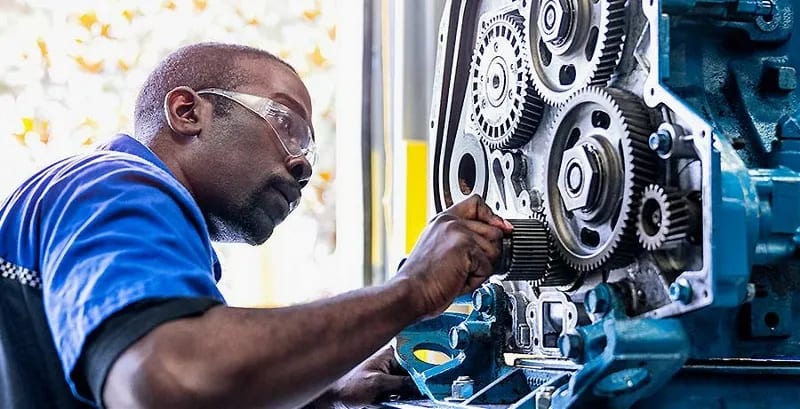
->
[0, 134, 224, 406]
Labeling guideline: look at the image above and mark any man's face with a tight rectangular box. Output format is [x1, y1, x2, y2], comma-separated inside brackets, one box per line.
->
[186, 59, 314, 245]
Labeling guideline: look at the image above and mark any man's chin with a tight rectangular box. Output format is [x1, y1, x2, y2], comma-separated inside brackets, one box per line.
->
[207, 215, 275, 245]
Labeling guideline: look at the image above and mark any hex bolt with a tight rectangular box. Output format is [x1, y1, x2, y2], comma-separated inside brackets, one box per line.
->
[450, 376, 475, 401]
[584, 284, 612, 316]
[449, 325, 470, 350]
[669, 278, 693, 304]
[535, 386, 556, 409]
[648, 129, 673, 156]
[558, 332, 583, 360]
[472, 286, 494, 314]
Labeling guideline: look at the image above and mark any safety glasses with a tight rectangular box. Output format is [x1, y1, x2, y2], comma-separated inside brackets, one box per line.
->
[197, 88, 317, 166]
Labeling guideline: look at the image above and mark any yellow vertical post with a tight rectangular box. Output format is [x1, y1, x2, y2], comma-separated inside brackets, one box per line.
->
[404, 140, 428, 254]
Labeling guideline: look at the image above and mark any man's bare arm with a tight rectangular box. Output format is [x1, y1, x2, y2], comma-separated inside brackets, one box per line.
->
[102, 195, 511, 408]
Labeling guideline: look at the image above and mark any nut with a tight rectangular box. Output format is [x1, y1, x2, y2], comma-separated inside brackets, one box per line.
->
[557, 144, 600, 211]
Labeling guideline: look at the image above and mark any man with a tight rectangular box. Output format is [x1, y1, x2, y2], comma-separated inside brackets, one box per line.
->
[0, 43, 511, 408]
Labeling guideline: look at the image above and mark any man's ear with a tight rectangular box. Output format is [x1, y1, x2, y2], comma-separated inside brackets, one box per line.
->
[163, 86, 206, 137]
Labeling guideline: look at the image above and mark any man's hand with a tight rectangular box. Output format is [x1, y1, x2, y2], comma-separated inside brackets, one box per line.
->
[308, 346, 419, 408]
[394, 194, 513, 319]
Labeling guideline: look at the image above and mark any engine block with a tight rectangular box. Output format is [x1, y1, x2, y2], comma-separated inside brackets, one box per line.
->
[390, 0, 800, 407]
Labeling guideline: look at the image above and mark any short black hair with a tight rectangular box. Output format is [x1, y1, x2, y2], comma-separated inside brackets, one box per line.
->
[133, 42, 296, 141]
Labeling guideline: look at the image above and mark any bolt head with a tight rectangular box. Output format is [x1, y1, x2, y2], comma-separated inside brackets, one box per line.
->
[538, 0, 572, 45]
[585, 284, 613, 315]
[558, 332, 583, 360]
[648, 130, 672, 155]
[669, 278, 693, 304]
[557, 144, 600, 211]
[449, 325, 470, 350]
[451, 376, 475, 400]
[472, 287, 494, 313]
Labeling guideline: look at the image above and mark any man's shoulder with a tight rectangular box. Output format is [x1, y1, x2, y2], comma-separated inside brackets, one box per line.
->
[35, 146, 186, 202]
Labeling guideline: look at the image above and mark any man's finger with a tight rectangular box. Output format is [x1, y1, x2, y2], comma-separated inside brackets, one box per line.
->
[470, 233, 501, 261]
[453, 195, 512, 232]
[461, 220, 504, 242]
[374, 374, 419, 399]
[467, 247, 494, 280]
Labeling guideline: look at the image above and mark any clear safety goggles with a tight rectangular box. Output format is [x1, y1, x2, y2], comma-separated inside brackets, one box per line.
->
[197, 88, 317, 166]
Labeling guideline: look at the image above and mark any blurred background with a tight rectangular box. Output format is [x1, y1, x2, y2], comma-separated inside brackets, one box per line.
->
[0, 0, 444, 307]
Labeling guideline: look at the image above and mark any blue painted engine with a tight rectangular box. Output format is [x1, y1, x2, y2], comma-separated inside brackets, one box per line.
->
[389, 0, 800, 407]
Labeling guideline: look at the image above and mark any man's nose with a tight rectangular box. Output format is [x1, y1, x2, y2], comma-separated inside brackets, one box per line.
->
[287, 155, 312, 188]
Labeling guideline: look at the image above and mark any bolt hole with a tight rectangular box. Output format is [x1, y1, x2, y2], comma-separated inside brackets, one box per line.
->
[539, 39, 552, 67]
[430, 120, 435, 128]
[765, 312, 780, 330]
[650, 88, 655, 96]
[559, 64, 577, 86]
[568, 312, 573, 320]
[591, 110, 611, 130]
[496, 202, 501, 211]
[458, 153, 477, 195]
[566, 128, 581, 149]
[584, 27, 599, 62]
[534, 337, 540, 346]
[701, 130, 707, 138]
[580, 228, 601, 247]
[762, 12, 774, 23]
[704, 290, 709, 298]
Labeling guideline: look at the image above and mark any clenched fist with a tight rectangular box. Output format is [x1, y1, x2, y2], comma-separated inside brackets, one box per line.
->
[393, 195, 513, 319]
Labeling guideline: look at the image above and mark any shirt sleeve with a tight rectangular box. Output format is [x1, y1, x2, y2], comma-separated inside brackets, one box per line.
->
[37, 156, 225, 402]
[78, 297, 222, 406]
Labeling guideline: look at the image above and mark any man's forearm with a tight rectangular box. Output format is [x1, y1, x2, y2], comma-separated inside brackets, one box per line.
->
[105, 277, 423, 409]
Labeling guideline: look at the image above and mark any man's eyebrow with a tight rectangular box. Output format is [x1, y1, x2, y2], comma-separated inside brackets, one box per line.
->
[271, 92, 310, 123]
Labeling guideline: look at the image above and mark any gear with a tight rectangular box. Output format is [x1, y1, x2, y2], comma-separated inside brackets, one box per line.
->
[528, 0, 626, 105]
[543, 87, 657, 272]
[529, 211, 578, 288]
[498, 218, 550, 281]
[637, 185, 693, 251]
[471, 11, 544, 150]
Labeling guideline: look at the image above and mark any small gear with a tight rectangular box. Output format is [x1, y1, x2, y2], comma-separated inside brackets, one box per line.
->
[529, 211, 578, 288]
[543, 87, 657, 272]
[499, 218, 550, 281]
[471, 11, 545, 150]
[637, 185, 692, 251]
[528, 0, 626, 105]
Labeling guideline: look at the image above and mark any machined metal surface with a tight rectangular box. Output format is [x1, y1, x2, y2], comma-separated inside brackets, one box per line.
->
[543, 86, 657, 272]
[528, 0, 626, 105]
[400, 0, 800, 406]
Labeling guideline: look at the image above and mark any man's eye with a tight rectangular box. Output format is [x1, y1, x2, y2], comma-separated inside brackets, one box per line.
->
[273, 115, 292, 131]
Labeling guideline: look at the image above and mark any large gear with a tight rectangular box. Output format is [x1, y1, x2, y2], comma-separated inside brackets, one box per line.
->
[637, 184, 693, 251]
[471, 11, 544, 150]
[543, 87, 657, 272]
[528, 0, 626, 105]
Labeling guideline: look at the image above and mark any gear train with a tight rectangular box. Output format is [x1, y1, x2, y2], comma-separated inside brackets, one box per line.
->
[390, 0, 800, 407]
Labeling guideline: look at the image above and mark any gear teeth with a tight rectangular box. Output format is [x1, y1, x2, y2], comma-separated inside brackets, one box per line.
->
[500, 219, 551, 281]
[471, 10, 544, 150]
[527, 212, 578, 287]
[543, 87, 656, 272]
[637, 185, 693, 251]
[530, 0, 627, 106]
